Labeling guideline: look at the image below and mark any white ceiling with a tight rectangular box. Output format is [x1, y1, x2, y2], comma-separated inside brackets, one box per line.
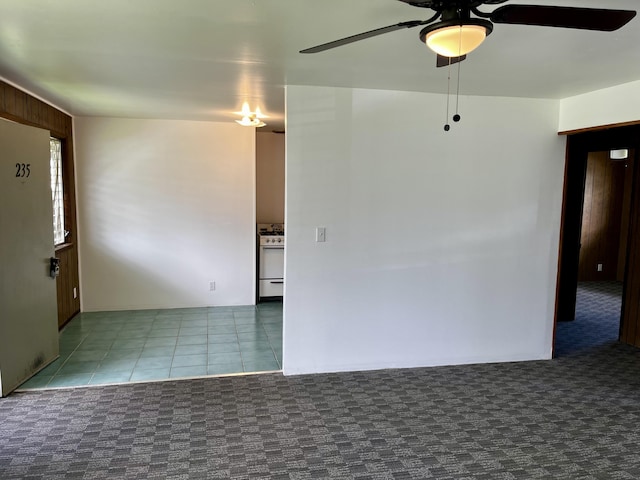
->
[1, 0, 639, 131]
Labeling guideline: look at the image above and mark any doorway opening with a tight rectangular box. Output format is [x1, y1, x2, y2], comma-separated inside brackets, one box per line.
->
[555, 149, 633, 356]
[554, 125, 640, 356]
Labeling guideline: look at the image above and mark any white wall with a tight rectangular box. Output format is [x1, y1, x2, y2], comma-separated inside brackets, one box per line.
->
[283, 86, 565, 375]
[559, 80, 640, 132]
[75, 118, 255, 311]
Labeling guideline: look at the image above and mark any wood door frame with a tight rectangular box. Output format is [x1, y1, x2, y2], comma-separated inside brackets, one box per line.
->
[553, 125, 640, 353]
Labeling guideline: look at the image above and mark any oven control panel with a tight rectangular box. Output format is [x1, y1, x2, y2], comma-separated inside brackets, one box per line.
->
[260, 236, 284, 246]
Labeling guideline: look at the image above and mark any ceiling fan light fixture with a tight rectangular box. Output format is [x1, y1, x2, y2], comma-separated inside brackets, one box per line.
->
[420, 19, 493, 57]
[234, 102, 268, 127]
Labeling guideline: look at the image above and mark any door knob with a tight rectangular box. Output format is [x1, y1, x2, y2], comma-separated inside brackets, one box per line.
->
[50, 257, 60, 278]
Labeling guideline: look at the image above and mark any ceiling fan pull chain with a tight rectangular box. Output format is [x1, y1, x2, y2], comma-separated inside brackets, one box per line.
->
[453, 54, 461, 123]
[444, 58, 451, 132]
[453, 26, 462, 123]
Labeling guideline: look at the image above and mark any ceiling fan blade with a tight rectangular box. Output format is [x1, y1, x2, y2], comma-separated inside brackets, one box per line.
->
[300, 18, 435, 54]
[436, 54, 466, 68]
[490, 5, 636, 31]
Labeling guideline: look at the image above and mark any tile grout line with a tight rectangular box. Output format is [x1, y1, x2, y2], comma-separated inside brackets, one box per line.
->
[234, 309, 247, 373]
[261, 319, 282, 370]
[48, 329, 93, 387]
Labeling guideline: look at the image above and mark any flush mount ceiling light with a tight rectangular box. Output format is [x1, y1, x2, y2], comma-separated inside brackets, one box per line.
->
[419, 19, 493, 57]
[610, 149, 629, 160]
[235, 102, 267, 128]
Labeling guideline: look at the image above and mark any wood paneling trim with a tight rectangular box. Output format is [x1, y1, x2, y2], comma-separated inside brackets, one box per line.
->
[577, 152, 626, 281]
[0, 83, 69, 137]
[0, 80, 80, 328]
[55, 247, 80, 328]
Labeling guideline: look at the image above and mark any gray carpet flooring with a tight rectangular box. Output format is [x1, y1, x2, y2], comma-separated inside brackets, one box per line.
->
[2, 346, 640, 479]
[2, 283, 639, 479]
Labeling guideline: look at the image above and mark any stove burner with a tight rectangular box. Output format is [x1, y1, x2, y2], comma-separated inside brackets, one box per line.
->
[257, 223, 285, 236]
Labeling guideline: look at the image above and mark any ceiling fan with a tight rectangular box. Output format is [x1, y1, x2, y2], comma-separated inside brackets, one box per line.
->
[300, 0, 637, 67]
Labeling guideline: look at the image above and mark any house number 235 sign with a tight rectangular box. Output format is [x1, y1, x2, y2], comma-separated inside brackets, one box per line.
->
[15, 163, 31, 178]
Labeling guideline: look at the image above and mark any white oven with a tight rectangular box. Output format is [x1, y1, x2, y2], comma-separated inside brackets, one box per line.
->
[257, 224, 284, 300]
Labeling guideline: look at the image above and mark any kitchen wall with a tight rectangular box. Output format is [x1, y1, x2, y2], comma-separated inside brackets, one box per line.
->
[283, 86, 565, 375]
[75, 118, 255, 311]
[256, 131, 285, 224]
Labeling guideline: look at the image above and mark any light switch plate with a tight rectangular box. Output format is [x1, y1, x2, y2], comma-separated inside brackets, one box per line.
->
[316, 227, 326, 242]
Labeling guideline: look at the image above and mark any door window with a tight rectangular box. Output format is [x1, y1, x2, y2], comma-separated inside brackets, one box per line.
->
[50, 137, 65, 245]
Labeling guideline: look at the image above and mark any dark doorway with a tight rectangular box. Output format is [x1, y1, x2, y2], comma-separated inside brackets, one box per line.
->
[554, 125, 640, 355]
[555, 281, 623, 356]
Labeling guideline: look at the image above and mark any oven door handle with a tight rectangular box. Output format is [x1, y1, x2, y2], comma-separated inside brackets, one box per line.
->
[262, 245, 284, 249]
[269, 280, 284, 284]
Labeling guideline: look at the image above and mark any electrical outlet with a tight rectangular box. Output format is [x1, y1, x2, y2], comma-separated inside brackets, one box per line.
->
[597, 264, 603, 272]
[209, 281, 216, 291]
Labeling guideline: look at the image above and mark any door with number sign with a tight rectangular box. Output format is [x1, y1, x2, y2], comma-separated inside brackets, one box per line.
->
[0, 119, 59, 396]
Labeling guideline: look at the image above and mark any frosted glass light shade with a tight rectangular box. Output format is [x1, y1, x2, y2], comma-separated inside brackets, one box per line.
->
[610, 149, 629, 160]
[426, 24, 487, 57]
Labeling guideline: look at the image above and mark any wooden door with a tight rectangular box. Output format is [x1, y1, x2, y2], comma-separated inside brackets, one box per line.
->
[555, 136, 587, 322]
[0, 120, 59, 396]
